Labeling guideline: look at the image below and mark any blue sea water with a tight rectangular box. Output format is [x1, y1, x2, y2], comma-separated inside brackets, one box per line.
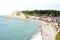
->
[0, 16, 39, 40]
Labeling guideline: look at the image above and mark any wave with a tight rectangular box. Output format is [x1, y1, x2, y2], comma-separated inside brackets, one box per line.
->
[30, 32, 42, 40]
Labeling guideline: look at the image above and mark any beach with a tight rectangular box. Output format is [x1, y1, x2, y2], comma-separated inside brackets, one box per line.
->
[27, 19, 42, 40]
[28, 18, 57, 40]
[4, 15, 58, 40]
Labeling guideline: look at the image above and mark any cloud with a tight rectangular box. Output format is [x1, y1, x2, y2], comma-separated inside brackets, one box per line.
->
[0, 0, 60, 15]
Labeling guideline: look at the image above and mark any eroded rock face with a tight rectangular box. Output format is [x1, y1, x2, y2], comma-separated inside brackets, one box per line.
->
[5, 11, 26, 19]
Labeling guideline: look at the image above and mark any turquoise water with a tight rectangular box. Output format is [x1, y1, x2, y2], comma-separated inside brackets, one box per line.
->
[0, 16, 39, 40]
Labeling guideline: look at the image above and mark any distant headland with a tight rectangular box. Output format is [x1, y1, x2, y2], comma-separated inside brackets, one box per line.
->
[4, 10, 60, 19]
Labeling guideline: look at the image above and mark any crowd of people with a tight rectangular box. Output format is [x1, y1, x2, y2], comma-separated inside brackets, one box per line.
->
[40, 16, 60, 31]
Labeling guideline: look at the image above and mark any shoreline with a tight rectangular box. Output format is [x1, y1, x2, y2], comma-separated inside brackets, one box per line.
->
[4, 16, 57, 40]
[26, 18, 57, 40]
[30, 32, 42, 40]
[27, 19, 42, 40]
[4, 16, 43, 40]
[5, 16, 56, 40]
[1, 16, 43, 40]
[28, 18, 57, 40]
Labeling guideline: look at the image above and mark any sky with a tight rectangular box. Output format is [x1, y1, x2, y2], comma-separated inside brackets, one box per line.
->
[0, 0, 60, 15]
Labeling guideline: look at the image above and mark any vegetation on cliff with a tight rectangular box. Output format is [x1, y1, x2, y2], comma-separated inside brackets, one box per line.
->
[21, 10, 60, 17]
[55, 32, 60, 40]
[9, 10, 60, 18]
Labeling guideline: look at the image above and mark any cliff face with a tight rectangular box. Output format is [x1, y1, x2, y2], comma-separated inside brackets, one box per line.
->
[5, 11, 26, 19]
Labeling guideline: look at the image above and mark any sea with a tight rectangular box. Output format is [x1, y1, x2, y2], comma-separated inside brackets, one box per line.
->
[0, 16, 40, 40]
